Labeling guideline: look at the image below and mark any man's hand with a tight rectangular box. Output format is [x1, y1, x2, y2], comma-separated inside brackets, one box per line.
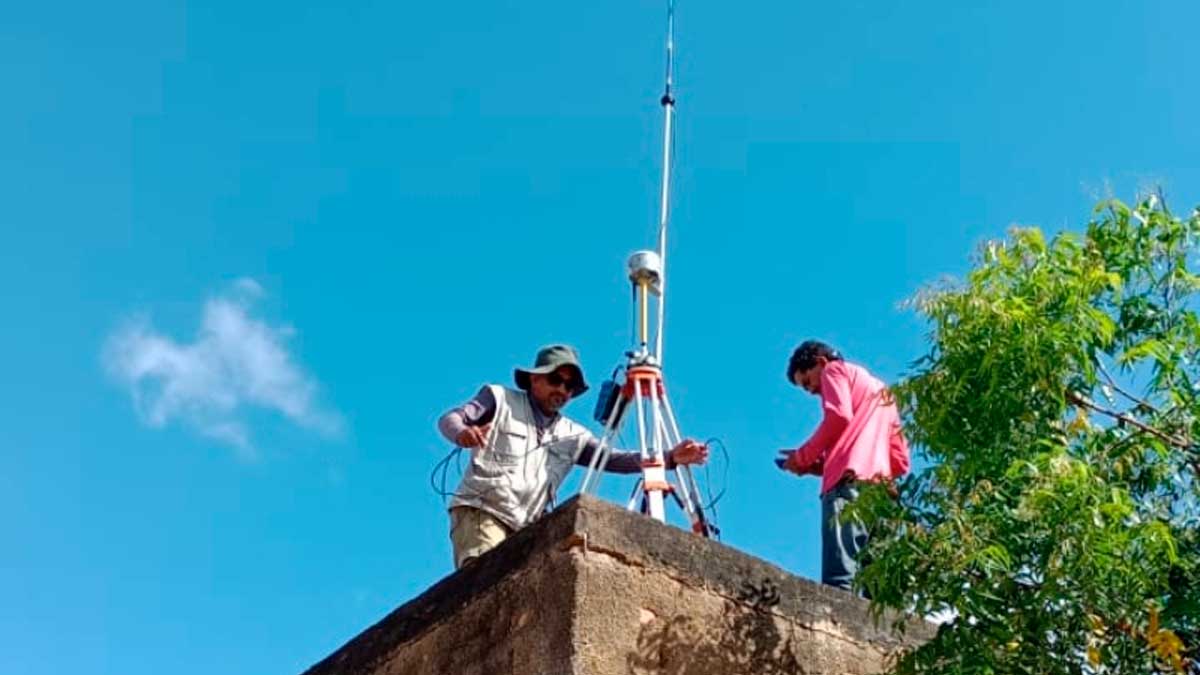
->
[775, 449, 821, 476]
[670, 439, 709, 465]
[455, 424, 491, 448]
[774, 449, 797, 473]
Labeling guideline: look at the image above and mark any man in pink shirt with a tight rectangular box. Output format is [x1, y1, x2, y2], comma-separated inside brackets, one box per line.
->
[776, 340, 910, 590]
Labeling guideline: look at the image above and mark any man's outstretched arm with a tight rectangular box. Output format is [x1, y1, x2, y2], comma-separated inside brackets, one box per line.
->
[575, 439, 708, 474]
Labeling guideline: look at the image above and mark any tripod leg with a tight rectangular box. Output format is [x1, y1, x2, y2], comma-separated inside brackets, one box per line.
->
[632, 388, 650, 463]
[626, 478, 643, 511]
[648, 382, 665, 463]
[579, 392, 628, 494]
[633, 390, 666, 520]
[651, 389, 697, 514]
[658, 391, 713, 537]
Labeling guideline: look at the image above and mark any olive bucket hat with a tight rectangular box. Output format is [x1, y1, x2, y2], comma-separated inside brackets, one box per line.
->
[514, 344, 589, 397]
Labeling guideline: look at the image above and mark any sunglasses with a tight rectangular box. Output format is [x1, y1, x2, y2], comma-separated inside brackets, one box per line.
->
[545, 371, 579, 391]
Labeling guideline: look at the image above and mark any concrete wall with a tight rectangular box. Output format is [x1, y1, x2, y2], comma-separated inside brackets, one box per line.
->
[302, 496, 929, 675]
[566, 501, 924, 675]
[302, 505, 583, 675]
[373, 553, 575, 675]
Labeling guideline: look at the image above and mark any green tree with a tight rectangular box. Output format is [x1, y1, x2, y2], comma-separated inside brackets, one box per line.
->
[855, 197, 1200, 674]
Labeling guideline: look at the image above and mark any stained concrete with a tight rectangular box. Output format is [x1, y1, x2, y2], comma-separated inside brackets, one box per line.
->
[302, 495, 931, 675]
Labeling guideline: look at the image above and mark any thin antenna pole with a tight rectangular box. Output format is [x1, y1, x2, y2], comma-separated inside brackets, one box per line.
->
[654, 0, 676, 362]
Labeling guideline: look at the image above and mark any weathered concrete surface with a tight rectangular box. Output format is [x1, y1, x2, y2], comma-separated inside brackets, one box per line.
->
[303, 495, 930, 675]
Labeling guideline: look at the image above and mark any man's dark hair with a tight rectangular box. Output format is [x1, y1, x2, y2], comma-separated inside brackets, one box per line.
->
[786, 340, 843, 382]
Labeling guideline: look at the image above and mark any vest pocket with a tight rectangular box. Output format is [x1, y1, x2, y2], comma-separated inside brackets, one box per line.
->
[487, 447, 525, 465]
[489, 421, 532, 464]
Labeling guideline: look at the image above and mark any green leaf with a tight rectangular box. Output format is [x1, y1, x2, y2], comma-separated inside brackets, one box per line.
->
[865, 196, 1200, 675]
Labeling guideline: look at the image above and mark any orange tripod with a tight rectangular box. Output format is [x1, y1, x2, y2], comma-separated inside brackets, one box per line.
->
[578, 269, 714, 537]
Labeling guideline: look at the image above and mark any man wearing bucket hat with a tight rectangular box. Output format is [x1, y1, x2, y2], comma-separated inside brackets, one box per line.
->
[438, 344, 708, 568]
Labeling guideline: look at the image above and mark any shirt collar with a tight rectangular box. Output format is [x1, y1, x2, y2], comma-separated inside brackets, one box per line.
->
[525, 391, 559, 428]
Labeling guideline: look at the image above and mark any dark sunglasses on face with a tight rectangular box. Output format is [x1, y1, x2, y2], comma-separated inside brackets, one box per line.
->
[545, 371, 577, 391]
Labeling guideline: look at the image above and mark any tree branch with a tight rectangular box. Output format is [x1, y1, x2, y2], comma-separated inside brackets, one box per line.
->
[1094, 357, 1161, 413]
[1066, 390, 1191, 449]
[1099, 427, 1149, 458]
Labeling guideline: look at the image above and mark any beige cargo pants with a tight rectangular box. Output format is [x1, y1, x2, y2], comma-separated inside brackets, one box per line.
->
[449, 506, 514, 569]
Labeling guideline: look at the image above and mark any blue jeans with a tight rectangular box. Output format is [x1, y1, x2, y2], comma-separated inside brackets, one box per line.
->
[821, 483, 868, 591]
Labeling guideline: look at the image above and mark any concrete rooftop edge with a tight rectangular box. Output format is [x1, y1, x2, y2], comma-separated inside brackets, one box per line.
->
[301, 495, 930, 675]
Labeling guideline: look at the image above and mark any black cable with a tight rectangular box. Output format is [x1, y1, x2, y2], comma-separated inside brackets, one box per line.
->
[701, 437, 730, 537]
[430, 446, 465, 504]
[700, 437, 729, 508]
[430, 431, 595, 505]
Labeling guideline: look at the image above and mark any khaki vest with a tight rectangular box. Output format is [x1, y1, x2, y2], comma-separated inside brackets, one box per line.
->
[450, 385, 591, 530]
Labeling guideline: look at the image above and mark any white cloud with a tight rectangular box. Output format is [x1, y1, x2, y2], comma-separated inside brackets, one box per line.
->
[103, 279, 342, 457]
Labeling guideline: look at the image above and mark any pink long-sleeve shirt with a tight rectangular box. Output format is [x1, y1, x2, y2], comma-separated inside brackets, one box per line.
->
[791, 360, 910, 494]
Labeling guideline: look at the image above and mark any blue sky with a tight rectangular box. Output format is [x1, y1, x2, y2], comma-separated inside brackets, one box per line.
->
[3, 1, 1198, 673]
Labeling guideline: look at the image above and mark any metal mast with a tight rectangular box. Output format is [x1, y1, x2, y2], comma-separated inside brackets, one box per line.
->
[654, 0, 676, 363]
